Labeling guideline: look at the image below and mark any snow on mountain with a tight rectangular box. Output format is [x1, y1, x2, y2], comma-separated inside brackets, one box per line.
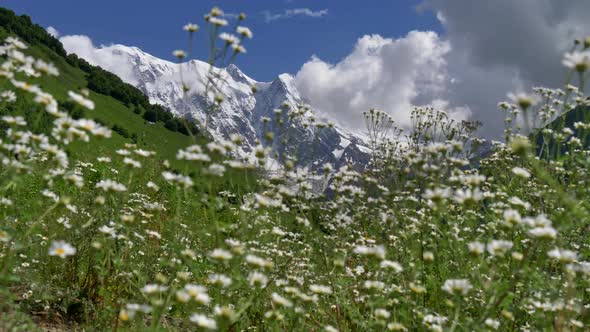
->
[87, 44, 370, 171]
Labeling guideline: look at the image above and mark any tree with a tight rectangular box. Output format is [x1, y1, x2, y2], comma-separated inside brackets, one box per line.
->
[164, 119, 179, 132]
[143, 109, 158, 123]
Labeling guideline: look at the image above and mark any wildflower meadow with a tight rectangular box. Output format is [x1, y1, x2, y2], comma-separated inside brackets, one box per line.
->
[2, 5, 590, 332]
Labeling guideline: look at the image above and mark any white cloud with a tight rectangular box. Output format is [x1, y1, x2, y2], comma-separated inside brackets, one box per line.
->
[59, 34, 137, 85]
[295, 0, 590, 138]
[421, 0, 590, 137]
[294, 31, 470, 131]
[264, 8, 328, 23]
[46, 26, 59, 38]
[222, 12, 240, 19]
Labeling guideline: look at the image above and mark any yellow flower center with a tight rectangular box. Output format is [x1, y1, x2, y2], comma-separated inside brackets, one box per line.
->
[119, 310, 129, 321]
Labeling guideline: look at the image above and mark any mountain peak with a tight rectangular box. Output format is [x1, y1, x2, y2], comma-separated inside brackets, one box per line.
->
[69, 43, 369, 170]
[225, 63, 255, 85]
[267, 73, 300, 102]
[103, 44, 145, 56]
[226, 63, 240, 72]
[278, 73, 294, 82]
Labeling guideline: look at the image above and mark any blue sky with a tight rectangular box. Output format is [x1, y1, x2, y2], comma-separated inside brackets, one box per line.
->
[2, 0, 441, 81]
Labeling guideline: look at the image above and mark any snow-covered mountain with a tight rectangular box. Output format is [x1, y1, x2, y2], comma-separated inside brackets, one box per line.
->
[91, 44, 370, 171]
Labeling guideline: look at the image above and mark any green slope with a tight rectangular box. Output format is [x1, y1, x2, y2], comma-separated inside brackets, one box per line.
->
[0, 28, 200, 164]
[534, 105, 590, 159]
[0, 8, 256, 193]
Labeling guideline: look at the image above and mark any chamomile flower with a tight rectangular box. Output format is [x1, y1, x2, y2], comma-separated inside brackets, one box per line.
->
[219, 33, 239, 45]
[442, 279, 473, 296]
[0, 230, 11, 242]
[507, 92, 539, 110]
[48, 241, 76, 258]
[563, 51, 590, 73]
[96, 179, 127, 192]
[141, 284, 168, 294]
[189, 314, 217, 330]
[68, 91, 95, 110]
[248, 272, 268, 287]
[548, 248, 578, 263]
[173, 50, 186, 59]
[309, 285, 332, 295]
[232, 44, 246, 54]
[485, 318, 500, 330]
[237, 26, 253, 39]
[528, 226, 557, 240]
[271, 292, 293, 308]
[487, 240, 513, 256]
[208, 17, 228, 27]
[511, 167, 531, 179]
[183, 23, 199, 32]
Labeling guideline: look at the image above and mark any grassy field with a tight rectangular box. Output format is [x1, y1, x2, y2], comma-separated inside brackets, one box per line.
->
[2, 7, 590, 332]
